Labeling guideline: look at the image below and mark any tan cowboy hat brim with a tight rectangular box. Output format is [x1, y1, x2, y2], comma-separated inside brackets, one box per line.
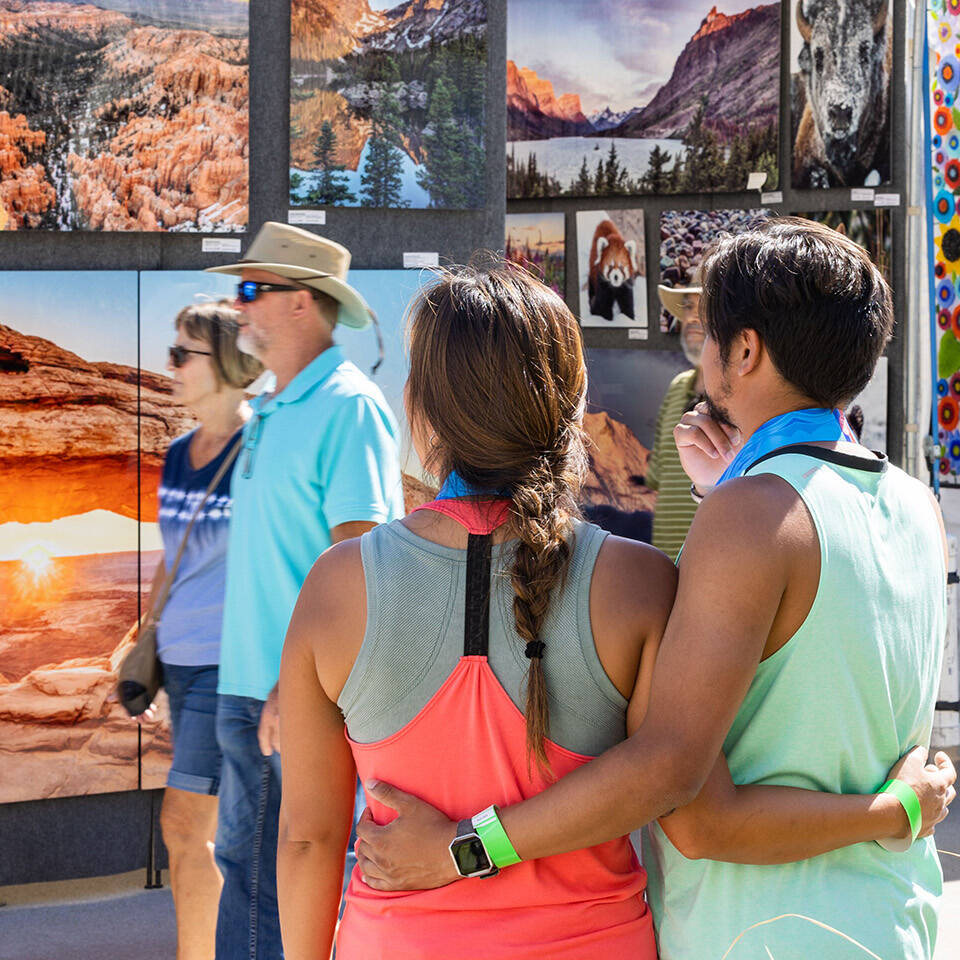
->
[206, 261, 373, 330]
[657, 284, 702, 323]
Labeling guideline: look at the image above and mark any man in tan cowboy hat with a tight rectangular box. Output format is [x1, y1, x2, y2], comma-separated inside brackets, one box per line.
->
[646, 283, 706, 559]
[204, 222, 403, 959]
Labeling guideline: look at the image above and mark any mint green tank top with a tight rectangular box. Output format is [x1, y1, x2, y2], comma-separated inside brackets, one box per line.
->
[643, 451, 946, 960]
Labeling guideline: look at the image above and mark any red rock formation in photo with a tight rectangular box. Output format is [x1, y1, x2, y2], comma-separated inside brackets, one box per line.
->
[67, 26, 249, 232]
[0, 3, 249, 232]
[291, 0, 386, 63]
[403, 473, 437, 513]
[581, 411, 656, 513]
[0, 612, 172, 802]
[0, 323, 195, 524]
[507, 60, 593, 141]
[0, 110, 55, 230]
[290, 89, 371, 171]
[0, 1, 131, 48]
[612, 3, 780, 141]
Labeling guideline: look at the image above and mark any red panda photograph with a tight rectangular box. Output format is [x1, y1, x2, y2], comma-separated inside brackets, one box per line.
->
[577, 209, 646, 327]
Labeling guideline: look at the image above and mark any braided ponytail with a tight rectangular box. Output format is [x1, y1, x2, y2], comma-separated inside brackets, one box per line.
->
[406, 263, 589, 777]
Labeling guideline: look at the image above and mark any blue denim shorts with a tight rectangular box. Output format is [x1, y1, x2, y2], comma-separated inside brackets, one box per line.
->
[162, 662, 221, 795]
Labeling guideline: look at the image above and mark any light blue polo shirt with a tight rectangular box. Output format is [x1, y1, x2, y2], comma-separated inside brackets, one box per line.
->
[218, 345, 404, 700]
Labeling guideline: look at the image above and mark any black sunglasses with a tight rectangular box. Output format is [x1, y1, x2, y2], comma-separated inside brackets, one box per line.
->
[236, 281, 305, 304]
[168, 345, 212, 368]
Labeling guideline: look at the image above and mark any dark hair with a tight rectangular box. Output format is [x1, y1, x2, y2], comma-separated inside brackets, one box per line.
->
[699, 217, 892, 407]
[406, 265, 588, 774]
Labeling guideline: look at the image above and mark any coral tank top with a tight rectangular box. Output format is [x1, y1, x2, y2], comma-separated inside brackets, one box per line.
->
[336, 499, 656, 960]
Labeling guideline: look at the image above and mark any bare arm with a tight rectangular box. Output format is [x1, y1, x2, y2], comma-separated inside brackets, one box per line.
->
[277, 553, 359, 960]
[655, 750, 954, 864]
[259, 520, 377, 756]
[646, 485, 956, 865]
[355, 481, 781, 887]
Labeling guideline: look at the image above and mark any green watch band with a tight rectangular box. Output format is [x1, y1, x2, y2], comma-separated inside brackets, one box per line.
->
[472, 804, 521, 868]
[879, 779, 922, 844]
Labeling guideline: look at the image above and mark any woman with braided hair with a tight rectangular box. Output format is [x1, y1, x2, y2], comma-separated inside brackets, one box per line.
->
[275, 264, 952, 960]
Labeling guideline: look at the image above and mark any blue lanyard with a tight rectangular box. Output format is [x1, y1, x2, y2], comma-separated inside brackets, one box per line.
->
[716, 408, 854, 486]
[436, 470, 508, 500]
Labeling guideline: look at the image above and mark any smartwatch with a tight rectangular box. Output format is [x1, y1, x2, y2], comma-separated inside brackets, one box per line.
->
[448, 818, 499, 879]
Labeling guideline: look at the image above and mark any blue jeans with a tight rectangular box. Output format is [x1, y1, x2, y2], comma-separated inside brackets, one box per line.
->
[214, 695, 283, 960]
[162, 662, 221, 795]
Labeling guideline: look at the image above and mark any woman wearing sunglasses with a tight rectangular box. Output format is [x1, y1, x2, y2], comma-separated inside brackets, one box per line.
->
[142, 301, 262, 960]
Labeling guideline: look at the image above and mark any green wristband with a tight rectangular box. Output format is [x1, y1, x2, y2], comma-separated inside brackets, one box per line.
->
[879, 779, 922, 844]
[472, 804, 521, 868]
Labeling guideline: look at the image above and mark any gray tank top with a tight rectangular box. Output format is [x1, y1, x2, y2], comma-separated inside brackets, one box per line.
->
[338, 518, 629, 756]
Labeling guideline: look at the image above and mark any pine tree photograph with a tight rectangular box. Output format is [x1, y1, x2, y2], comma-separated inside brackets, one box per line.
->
[290, 0, 487, 209]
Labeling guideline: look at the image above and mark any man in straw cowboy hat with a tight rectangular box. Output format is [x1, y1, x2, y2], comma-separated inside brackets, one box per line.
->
[205, 222, 403, 958]
[648, 281, 706, 559]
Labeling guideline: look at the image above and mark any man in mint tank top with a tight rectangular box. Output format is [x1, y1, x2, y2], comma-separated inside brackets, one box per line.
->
[353, 219, 955, 959]
[203, 223, 403, 960]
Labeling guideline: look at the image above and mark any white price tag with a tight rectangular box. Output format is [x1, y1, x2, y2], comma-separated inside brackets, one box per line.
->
[403, 252, 439, 269]
[873, 193, 901, 208]
[746, 171, 768, 191]
[850, 188, 875, 202]
[288, 210, 327, 225]
[760, 191, 783, 205]
[202, 238, 242, 253]
[627, 328, 648, 340]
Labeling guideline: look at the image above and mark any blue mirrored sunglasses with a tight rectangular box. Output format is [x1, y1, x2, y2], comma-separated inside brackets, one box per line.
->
[236, 281, 303, 303]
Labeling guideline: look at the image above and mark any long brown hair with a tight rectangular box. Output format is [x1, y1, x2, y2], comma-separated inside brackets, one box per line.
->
[406, 264, 588, 773]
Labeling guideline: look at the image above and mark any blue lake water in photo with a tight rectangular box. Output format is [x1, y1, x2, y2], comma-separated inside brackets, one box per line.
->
[290, 139, 432, 208]
[508, 137, 685, 191]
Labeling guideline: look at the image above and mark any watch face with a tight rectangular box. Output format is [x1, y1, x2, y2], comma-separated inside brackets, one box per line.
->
[453, 835, 491, 876]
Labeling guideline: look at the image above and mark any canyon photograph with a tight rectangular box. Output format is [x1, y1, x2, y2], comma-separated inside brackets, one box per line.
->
[0, 272, 200, 802]
[504, 211, 565, 297]
[289, 0, 487, 209]
[580, 347, 690, 543]
[0, 0, 249, 232]
[507, 1, 781, 199]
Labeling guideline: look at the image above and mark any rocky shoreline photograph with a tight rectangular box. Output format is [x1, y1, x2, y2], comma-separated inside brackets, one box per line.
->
[0, 0, 249, 232]
[290, 0, 487, 209]
[507, 2, 781, 199]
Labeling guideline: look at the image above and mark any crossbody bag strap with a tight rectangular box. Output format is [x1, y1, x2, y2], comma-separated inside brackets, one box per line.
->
[463, 532, 493, 657]
[147, 434, 244, 623]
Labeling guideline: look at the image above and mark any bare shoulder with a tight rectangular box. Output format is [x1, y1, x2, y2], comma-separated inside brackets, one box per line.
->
[685, 474, 814, 560]
[286, 538, 367, 698]
[591, 534, 678, 637]
[923, 484, 949, 571]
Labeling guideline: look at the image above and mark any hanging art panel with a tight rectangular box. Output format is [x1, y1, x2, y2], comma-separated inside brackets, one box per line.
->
[658, 208, 771, 333]
[0, 272, 147, 802]
[790, 0, 892, 189]
[580, 347, 690, 542]
[505, 212, 565, 298]
[0, 1, 249, 232]
[576, 209, 646, 328]
[338, 270, 439, 509]
[929, 3, 960, 483]
[289, 0, 487, 210]
[507, 1, 780, 199]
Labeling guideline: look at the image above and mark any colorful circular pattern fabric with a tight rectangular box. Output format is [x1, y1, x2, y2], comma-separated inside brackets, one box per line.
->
[940, 395, 960, 429]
